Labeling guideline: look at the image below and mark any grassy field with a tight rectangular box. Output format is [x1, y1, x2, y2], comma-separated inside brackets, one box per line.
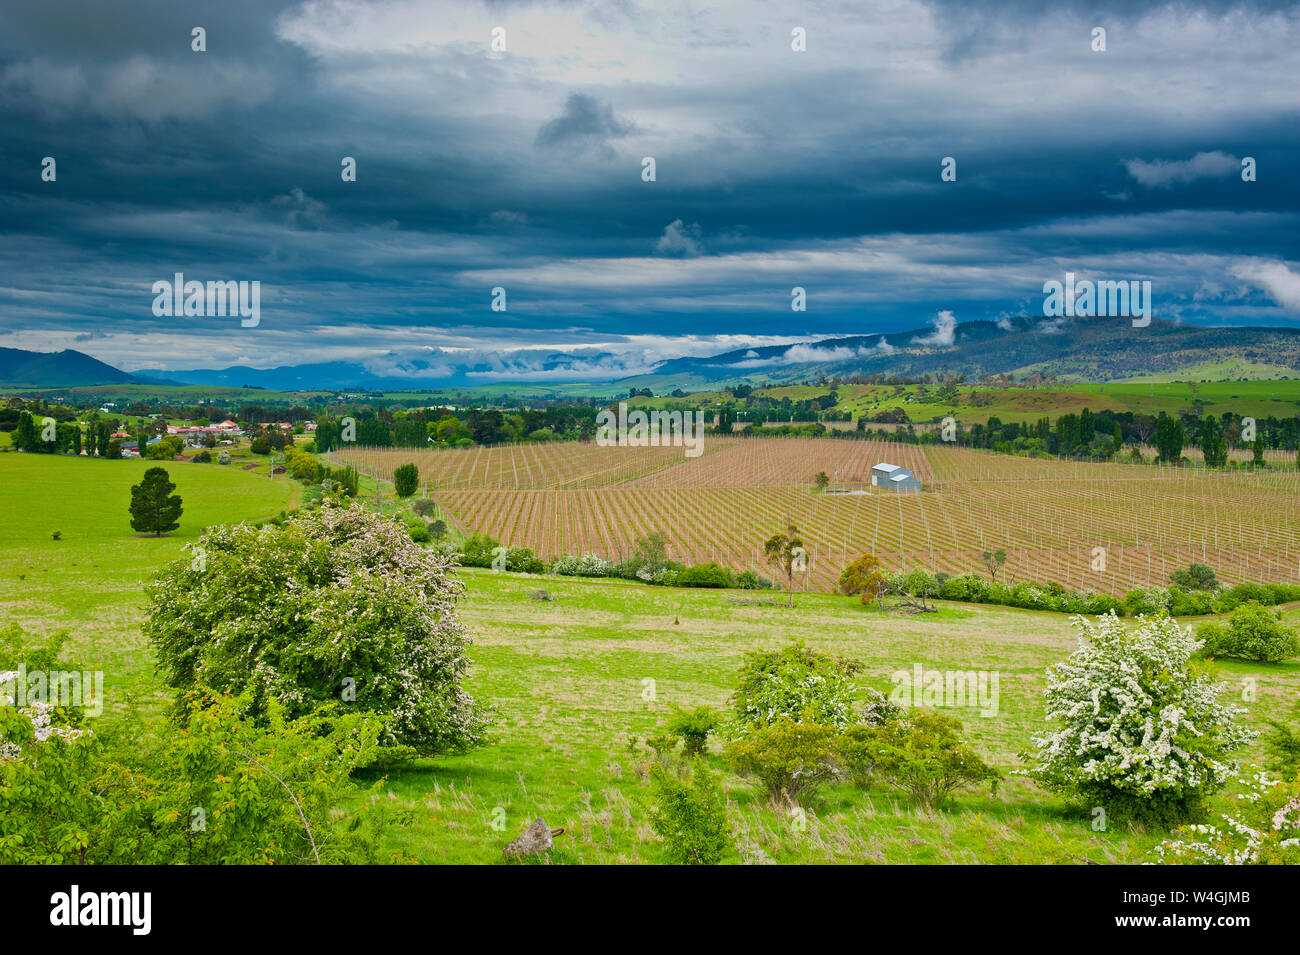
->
[2, 451, 1297, 864]
[0, 453, 298, 713]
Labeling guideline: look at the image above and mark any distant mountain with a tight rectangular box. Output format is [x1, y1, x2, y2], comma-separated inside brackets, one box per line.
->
[0, 347, 169, 387]
[628, 316, 1300, 388]
[163, 350, 635, 391]
[9, 316, 1300, 392]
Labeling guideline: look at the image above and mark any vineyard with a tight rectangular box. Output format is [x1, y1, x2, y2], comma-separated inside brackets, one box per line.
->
[331, 438, 1300, 594]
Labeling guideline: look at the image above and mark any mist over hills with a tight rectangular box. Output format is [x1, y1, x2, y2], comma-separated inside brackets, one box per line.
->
[5, 317, 1299, 393]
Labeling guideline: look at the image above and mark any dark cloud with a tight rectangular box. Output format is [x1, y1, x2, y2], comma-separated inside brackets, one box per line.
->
[0, 0, 1296, 371]
[534, 92, 634, 155]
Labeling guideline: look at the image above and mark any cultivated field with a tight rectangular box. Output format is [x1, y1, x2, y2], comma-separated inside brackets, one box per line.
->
[334, 438, 1300, 593]
[3, 452, 1296, 864]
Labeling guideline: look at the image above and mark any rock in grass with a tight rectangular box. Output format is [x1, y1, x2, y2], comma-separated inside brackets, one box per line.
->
[503, 818, 564, 859]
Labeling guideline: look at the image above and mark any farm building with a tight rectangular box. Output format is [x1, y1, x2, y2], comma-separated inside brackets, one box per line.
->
[872, 461, 922, 492]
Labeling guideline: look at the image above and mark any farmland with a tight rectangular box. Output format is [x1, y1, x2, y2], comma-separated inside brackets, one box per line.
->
[3, 452, 1298, 865]
[334, 438, 1300, 594]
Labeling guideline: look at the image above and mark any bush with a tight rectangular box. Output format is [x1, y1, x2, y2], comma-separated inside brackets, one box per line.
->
[838, 553, 888, 604]
[1170, 562, 1219, 591]
[412, 499, 436, 518]
[0, 690, 404, 864]
[1263, 702, 1300, 778]
[1023, 612, 1253, 825]
[406, 519, 431, 543]
[834, 724, 881, 788]
[192, 450, 212, 463]
[727, 718, 839, 806]
[665, 705, 721, 758]
[143, 504, 490, 756]
[144, 436, 183, 460]
[647, 759, 732, 864]
[729, 640, 860, 732]
[217, 450, 231, 465]
[677, 562, 734, 588]
[734, 569, 773, 590]
[393, 463, 419, 498]
[1153, 769, 1300, 865]
[857, 710, 999, 809]
[1123, 586, 1170, 616]
[549, 553, 610, 577]
[1197, 602, 1300, 663]
[503, 546, 544, 574]
[1168, 587, 1217, 617]
[249, 436, 270, 455]
[459, 533, 499, 568]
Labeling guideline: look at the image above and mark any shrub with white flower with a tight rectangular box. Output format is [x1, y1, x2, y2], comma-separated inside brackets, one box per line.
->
[143, 503, 490, 756]
[729, 640, 859, 735]
[0, 672, 87, 762]
[549, 553, 611, 578]
[1022, 612, 1253, 824]
[1153, 769, 1300, 864]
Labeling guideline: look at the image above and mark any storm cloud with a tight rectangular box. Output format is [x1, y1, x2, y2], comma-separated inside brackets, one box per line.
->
[0, 0, 1297, 375]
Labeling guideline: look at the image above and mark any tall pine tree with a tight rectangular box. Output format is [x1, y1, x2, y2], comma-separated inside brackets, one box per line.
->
[129, 467, 183, 537]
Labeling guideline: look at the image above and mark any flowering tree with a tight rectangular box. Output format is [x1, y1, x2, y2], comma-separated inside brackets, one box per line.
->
[728, 640, 859, 733]
[1023, 612, 1253, 824]
[144, 503, 490, 756]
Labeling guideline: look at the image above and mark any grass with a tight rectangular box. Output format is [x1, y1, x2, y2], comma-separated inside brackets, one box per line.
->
[3, 450, 1296, 864]
[0, 452, 298, 714]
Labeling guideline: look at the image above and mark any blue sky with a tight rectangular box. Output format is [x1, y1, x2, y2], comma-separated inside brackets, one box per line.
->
[2, 0, 1299, 381]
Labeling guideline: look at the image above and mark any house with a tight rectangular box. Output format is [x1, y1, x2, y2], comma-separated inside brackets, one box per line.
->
[872, 461, 922, 492]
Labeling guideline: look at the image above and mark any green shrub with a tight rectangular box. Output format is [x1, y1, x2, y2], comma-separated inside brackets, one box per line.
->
[859, 710, 999, 808]
[393, 463, 419, 498]
[459, 533, 499, 568]
[647, 759, 732, 864]
[1167, 588, 1217, 616]
[503, 546, 544, 574]
[0, 691, 404, 864]
[1198, 602, 1300, 663]
[734, 570, 773, 590]
[1170, 562, 1219, 591]
[727, 718, 839, 805]
[1263, 702, 1300, 778]
[677, 562, 734, 588]
[665, 705, 721, 758]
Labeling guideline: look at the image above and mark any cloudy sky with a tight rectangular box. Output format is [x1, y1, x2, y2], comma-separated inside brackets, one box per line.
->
[1, 0, 1299, 380]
